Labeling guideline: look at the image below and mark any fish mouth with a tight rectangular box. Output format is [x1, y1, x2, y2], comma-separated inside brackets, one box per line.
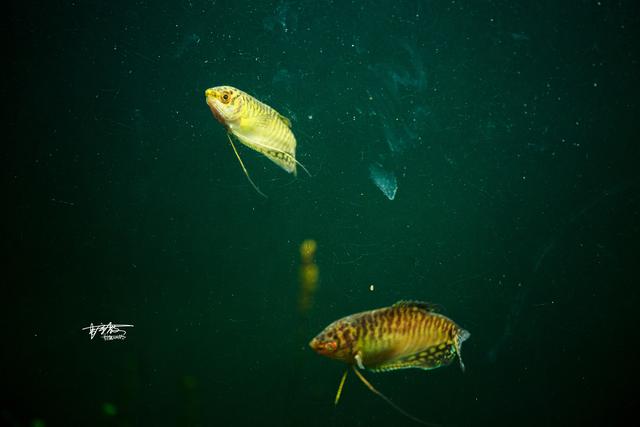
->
[206, 96, 226, 125]
[309, 338, 335, 356]
[309, 338, 326, 354]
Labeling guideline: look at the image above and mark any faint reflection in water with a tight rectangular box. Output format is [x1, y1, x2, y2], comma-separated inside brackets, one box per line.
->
[172, 33, 200, 59]
[263, 0, 298, 34]
[366, 42, 431, 199]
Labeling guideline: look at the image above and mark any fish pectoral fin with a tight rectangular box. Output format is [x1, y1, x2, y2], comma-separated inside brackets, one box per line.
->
[237, 113, 268, 130]
[369, 345, 457, 372]
[239, 110, 290, 133]
[355, 352, 365, 370]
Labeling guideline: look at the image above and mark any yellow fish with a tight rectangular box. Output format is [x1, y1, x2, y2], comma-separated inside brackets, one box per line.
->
[309, 301, 470, 425]
[205, 85, 306, 196]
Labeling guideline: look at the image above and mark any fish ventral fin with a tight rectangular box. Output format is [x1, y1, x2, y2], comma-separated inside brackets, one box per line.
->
[392, 300, 440, 312]
[226, 133, 267, 198]
[351, 366, 439, 426]
[334, 369, 348, 405]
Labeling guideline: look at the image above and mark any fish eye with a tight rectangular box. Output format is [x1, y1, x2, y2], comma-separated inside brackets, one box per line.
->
[221, 93, 230, 103]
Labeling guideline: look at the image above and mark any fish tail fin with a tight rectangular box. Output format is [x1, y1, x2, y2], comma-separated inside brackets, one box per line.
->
[334, 369, 348, 405]
[351, 366, 439, 426]
[226, 133, 267, 198]
[455, 328, 471, 372]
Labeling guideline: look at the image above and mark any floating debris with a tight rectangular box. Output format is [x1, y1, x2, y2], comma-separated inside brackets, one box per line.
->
[369, 163, 397, 200]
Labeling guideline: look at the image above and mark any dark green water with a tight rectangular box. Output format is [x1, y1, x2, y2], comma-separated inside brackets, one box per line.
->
[5, 1, 639, 426]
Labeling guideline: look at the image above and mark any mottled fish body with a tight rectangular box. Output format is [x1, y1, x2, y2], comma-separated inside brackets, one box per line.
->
[309, 300, 470, 372]
[309, 301, 470, 425]
[205, 85, 298, 175]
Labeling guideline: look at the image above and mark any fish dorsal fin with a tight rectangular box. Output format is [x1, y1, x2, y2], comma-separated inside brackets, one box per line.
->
[392, 300, 440, 312]
[278, 113, 292, 128]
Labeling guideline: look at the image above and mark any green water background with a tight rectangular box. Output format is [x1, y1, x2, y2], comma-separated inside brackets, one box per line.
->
[4, 1, 639, 426]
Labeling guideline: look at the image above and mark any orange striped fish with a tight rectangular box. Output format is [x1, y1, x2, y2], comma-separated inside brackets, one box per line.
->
[309, 301, 470, 425]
